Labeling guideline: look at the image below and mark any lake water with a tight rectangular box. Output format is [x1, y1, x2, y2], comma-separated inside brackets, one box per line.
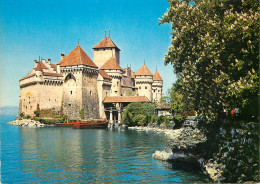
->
[1, 115, 209, 183]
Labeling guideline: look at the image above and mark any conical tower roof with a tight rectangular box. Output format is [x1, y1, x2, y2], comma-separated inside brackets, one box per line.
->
[58, 45, 97, 68]
[153, 69, 163, 81]
[35, 62, 43, 71]
[135, 64, 153, 76]
[93, 37, 120, 51]
[99, 57, 122, 70]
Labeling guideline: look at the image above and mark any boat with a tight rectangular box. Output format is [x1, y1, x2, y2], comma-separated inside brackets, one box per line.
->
[55, 119, 108, 129]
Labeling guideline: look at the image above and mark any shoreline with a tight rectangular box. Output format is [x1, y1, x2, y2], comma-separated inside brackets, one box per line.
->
[8, 119, 54, 127]
[128, 126, 222, 182]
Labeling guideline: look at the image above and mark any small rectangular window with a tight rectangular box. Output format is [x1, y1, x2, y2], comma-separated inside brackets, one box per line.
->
[71, 91, 72, 95]
[145, 86, 147, 89]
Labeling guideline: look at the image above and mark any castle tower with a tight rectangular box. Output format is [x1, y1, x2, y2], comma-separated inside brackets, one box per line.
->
[152, 69, 163, 103]
[93, 36, 120, 67]
[58, 45, 99, 119]
[35, 62, 43, 82]
[135, 64, 153, 101]
[99, 57, 122, 96]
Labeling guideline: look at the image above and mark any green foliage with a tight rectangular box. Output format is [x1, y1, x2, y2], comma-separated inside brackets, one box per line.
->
[173, 115, 187, 129]
[122, 102, 155, 126]
[79, 108, 84, 119]
[160, 0, 259, 124]
[20, 112, 24, 118]
[34, 104, 40, 117]
[25, 115, 31, 119]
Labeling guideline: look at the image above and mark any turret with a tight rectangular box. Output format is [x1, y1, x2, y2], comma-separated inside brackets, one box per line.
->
[93, 36, 120, 68]
[135, 63, 153, 101]
[152, 69, 163, 103]
[35, 62, 43, 82]
[99, 57, 122, 96]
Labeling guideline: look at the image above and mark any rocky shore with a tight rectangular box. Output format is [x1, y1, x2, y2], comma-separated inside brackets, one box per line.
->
[129, 126, 223, 182]
[8, 119, 53, 127]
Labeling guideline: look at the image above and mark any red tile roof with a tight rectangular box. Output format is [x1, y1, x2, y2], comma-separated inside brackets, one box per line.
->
[50, 63, 57, 71]
[99, 70, 111, 79]
[43, 72, 63, 77]
[93, 37, 120, 50]
[103, 96, 150, 103]
[20, 73, 36, 80]
[135, 64, 153, 76]
[58, 45, 97, 68]
[99, 57, 122, 70]
[121, 85, 138, 89]
[131, 69, 135, 79]
[153, 70, 163, 81]
[35, 63, 43, 71]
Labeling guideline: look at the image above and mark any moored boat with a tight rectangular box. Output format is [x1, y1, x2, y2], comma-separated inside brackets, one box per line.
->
[55, 119, 108, 129]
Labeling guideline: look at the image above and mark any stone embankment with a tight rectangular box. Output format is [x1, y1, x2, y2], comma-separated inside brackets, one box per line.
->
[8, 119, 53, 127]
[129, 126, 223, 182]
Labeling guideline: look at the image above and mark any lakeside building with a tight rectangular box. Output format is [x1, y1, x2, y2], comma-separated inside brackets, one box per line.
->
[18, 36, 163, 124]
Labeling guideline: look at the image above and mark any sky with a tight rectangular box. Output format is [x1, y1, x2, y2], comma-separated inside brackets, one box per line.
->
[0, 0, 176, 107]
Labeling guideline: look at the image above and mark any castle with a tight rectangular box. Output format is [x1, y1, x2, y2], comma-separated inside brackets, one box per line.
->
[19, 36, 163, 123]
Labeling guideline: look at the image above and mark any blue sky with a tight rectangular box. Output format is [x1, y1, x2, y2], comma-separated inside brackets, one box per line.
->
[0, 0, 176, 107]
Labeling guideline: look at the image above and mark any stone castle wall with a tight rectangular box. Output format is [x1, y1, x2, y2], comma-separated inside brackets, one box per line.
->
[94, 48, 120, 67]
[20, 83, 62, 117]
[62, 72, 83, 119]
[82, 71, 100, 119]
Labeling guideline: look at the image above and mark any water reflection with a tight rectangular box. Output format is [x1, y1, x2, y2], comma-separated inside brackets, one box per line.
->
[17, 127, 209, 183]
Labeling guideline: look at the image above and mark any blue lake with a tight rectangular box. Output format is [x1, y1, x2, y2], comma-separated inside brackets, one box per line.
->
[1, 115, 209, 183]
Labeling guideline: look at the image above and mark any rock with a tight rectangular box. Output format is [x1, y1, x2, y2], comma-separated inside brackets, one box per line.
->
[152, 150, 174, 161]
[8, 119, 50, 127]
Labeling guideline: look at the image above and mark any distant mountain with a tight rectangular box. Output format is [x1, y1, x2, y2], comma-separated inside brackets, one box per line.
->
[0, 106, 19, 116]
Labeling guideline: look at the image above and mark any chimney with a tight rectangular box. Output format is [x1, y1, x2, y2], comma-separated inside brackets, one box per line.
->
[61, 53, 65, 60]
[48, 58, 51, 63]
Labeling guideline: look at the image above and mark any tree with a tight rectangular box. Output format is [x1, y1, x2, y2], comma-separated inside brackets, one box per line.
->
[160, 0, 259, 124]
[122, 102, 155, 126]
[34, 104, 40, 117]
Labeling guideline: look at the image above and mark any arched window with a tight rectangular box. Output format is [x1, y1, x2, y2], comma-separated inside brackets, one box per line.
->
[65, 73, 76, 83]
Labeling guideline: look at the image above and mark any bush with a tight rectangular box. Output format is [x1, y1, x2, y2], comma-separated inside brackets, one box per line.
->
[122, 103, 155, 126]
[25, 115, 31, 119]
[79, 109, 84, 119]
[173, 115, 186, 129]
[20, 112, 24, 118]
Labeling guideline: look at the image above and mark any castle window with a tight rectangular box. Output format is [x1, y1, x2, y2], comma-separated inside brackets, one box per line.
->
[139, 86, 141, 89]
[145, 86, 147, 89]
[106, 92, 108, 96]
[40, 75, 41, 77]
[68, 104, 71, 107]
[154, 90, 156, 92]
[115, 91, 118, 94]
[71, 91, 72, 95]
[29, 102, 30, 104]
[26, 106, 27, 109]
[49, 99, 50, 101]
[90, 91, 92, 95]
[117, 81, 119, 86]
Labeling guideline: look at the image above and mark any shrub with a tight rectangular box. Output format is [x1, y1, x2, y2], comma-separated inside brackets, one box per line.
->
[25, 115, 31, 119]
[20, 112, 24, 118]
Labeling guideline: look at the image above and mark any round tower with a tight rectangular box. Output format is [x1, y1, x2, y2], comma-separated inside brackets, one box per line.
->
[99, 57, 122, 96]
[152, 69, 163, 103]
[135, 64, 153, 101]
[35, 62, 43, 82]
